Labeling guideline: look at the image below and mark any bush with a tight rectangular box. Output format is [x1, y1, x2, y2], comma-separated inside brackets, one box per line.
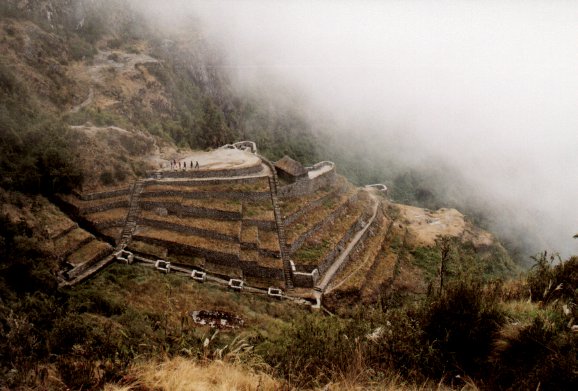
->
[420, 281, 505, 380]
[261, 314, 369, 387]
[491, 316, 578, 390]
[68, 35, 97, 61]
[99, 171, 115, 185]
[528, 252, 578, 305]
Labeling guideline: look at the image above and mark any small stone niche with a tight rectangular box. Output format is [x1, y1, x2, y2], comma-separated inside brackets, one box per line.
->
[115, 250, 134, 264]
[267, 287, 283, 299]
[191, 270, 206, 282]
[155, 260, 171, 274]
[228, 279, 244, 291]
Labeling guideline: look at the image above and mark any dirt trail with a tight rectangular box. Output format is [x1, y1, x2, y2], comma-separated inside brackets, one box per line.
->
[69, 87, 94, 113]
[69, 50, 159, 113]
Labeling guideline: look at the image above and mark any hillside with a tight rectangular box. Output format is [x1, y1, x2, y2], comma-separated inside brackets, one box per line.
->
[0, 1, 575, 390]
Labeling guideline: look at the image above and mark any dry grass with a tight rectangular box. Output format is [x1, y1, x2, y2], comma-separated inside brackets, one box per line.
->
[240, 224, 259, 244]
[183, 198, 242, 213]
[139, 195, 183, 204]
[126, 240, 168, 259]
[257, 229, 280, 252]
[145, 180, 269, 193]
[239, 249, 260, 262]
[85, 264, 302, 336]
[140, 210, 240, 237]
[293, 195, 370, 265]
[256, 255, 283, 268]
[285, 191, 356, 244]
[327, 214, 390, 294]
[53, 228, 93, 257]
[67, 239, 111, 265]
[86, 207, 129, 222]
[105, 357, 280, 391]
[166, 253, 205, 268]
[101, 227, 123, 241]
[243, 200, 274, 220]
[36, 202, 77, 239]
[204, 262, 243, 279]
[136, 227, 240, 254]
[104, 357, 468, 391]
[63, 194, 129, 208]
[498, 299, 544, 325]
[279, 186, 335, 216]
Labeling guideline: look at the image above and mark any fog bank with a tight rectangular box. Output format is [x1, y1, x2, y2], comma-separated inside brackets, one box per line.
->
[137, 1, 578, 259]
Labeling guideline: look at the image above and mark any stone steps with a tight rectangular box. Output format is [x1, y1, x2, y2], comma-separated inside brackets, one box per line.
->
[266, 169, 294, 290]
[117, 179, 145, 250]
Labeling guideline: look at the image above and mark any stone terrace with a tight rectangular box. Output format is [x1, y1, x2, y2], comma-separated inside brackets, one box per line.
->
[56, 144, 393, 305]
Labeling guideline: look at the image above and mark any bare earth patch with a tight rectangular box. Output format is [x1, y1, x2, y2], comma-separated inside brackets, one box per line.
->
[396, 204, 494, 248]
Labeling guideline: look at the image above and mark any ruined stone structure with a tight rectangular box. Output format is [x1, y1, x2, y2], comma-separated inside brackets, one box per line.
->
[57, 141, 388, 304]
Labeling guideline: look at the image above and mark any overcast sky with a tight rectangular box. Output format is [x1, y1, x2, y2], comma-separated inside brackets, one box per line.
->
[138, 0, 578, 258]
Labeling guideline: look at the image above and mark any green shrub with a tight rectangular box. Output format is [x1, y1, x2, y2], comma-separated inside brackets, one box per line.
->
[528, 252, 578, 305]
[491, 316, 578, 390]
[99, 171, 115, 185]
[420, 281, 504, 379]
[261, 314, 369, 387]
[68, 35, 96, 61]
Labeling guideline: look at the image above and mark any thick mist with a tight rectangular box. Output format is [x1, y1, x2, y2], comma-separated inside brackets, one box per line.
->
[135, 1, 578, 259]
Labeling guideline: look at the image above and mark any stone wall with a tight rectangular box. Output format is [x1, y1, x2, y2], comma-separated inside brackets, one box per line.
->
[80, 200, 130, 215]
[283, 187, 345, 227]
[151, 163, 262, 179]
[65, 246, 113, 280]
[242, 219, 276, 231]
[278, 165, 336, 199]
[287, 192, 358, 254]
[141, 189, 269, 202]
[240, 261, 284, 280]
[139, 200, 242, 220]
[93, 219, 126, 230]
[138, 217, 239, 242]
[319, 209, 382, 279]
[144, 175, 264, 188]
[132, 234, 239, 264]
[292, 269, 319, 288]
[75, 187, 131, 201]
[133, 232, 285, 282]
[317, 219, 364, 276]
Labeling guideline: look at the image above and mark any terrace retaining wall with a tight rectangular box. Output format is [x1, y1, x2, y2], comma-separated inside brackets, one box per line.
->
[319, 209, 382, 281]
[149, 163, 263, 179]
[132, 234, 239, 264]
[93, 219, 127, 230]
[278, 163, 336, 199]
[287, 193, 358, 254]
[141, 189, 269, 202]
[138, 217, 238, 242]
[79, 200, 130, 215]
[139, 200, 242, 220]
[74, 187, 131, 201]
[283, 188, 343, 227]
[242, 219, 276, 231]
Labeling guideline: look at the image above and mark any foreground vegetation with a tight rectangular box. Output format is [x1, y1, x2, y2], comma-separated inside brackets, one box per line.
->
[1, 205, 576, 390]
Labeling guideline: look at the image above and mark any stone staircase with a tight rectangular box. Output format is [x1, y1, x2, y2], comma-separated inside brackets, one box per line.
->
[117, 179, 145, 250]
[267, 174, 294, 289]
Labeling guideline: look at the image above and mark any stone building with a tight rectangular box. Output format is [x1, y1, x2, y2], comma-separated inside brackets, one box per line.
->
[274, 155, 308, 182]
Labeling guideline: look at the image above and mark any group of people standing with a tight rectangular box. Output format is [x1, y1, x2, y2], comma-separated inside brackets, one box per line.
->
[168, 159, 200, 170]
